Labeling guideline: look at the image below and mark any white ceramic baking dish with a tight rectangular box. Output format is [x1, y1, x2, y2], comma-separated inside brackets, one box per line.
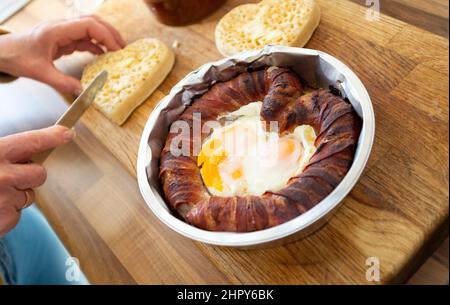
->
[137, 46, 375, 248]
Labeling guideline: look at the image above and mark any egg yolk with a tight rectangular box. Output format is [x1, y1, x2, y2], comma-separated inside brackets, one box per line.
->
[197, 102, 316, 196]
[278, 138, 300, 159]
[197, 139, 226, 192]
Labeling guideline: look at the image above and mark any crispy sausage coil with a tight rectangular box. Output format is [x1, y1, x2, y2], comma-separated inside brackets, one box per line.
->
[160, 67, 362, 232]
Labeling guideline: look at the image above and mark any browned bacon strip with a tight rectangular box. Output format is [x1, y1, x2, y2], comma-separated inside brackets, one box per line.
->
[159, 68, 362, 232]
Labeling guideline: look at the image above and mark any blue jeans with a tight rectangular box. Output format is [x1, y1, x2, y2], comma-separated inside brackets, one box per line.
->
[0, 205, 89, 285]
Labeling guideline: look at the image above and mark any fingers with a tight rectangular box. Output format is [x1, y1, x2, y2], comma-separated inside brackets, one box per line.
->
[0, 186, 28, 237]
[53, 16, 124, 52]
[90, 15, 126, 48]
[0, 163, 47, 190]
[0, 186, 34, 210]
[35, 64, 83, 95]
[21, 16, 125, 94]
[76, 39, 105, 54]
[0, 206, 20, 237]
[56, 38, 105, 58]
[0, 125, 75, 163]
[84, 17, 123, 51]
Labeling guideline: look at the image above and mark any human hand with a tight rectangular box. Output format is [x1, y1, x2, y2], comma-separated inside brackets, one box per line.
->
[0, 125, 75, 237]
[0, 15, 125, 95]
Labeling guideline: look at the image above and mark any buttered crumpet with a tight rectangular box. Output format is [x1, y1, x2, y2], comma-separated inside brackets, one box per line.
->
[81, 38, 174, 125]
[215, 0, 321, 57]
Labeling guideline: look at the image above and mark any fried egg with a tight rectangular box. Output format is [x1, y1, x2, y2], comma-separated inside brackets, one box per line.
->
[197, 102, 316, 196]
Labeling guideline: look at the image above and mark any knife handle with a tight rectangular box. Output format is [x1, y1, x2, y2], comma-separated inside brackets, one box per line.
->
[31, 149, 54, 165]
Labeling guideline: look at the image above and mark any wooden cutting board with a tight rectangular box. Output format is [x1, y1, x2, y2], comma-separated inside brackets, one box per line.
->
[5, 0, 447, 284]
[75, 0, 448, 284]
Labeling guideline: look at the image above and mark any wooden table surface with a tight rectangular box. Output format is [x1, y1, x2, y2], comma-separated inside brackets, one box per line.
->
[1, 0, 448, 284]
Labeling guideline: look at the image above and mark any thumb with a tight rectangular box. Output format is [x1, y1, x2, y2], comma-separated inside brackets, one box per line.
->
[37, 64, 82, 96]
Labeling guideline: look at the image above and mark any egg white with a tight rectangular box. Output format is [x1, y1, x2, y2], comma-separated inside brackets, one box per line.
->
[198, 102, 316, 196]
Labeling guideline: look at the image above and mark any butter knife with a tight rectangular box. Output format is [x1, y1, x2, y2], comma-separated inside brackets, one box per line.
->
[32, 70, 108, 164]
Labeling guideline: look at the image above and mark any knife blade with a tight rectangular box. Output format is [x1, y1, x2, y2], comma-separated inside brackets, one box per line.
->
[32, 70, 108, 164]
